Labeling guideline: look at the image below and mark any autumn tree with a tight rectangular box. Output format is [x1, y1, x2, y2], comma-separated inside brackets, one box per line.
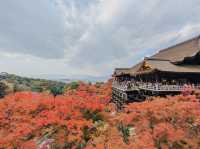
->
[0, 81, 112, 148]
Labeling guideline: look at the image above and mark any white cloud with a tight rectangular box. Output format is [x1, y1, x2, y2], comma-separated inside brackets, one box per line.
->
[0, 0, 66, 59]
[0, 0, 200, 77]
[64, 0, 200, 75]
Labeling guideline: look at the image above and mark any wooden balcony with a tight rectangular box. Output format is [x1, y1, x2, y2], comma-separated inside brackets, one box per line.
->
[112, 81, 200, 92]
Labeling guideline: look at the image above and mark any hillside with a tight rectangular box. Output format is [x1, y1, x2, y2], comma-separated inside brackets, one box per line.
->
[0, 81, 200, 149]
[29, 74, 109, 83]
[0, 72, 69, 96]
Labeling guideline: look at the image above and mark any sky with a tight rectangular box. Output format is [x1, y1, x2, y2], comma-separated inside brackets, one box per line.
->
[0, 0, 200, 78]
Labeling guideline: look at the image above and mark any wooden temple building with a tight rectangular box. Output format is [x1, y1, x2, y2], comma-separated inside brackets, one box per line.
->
[112, 36, 200, 108]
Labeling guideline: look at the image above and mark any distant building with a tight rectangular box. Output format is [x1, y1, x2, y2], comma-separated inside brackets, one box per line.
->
[112, 35, 200, 109]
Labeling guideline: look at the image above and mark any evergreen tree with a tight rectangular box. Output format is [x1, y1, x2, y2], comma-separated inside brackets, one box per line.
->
[0, 82, 7, 98]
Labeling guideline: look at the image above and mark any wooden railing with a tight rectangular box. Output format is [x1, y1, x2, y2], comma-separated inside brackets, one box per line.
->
[139, 84, 200, 92]
[112, 81, 139, 91]
[112, 81, 200, 92]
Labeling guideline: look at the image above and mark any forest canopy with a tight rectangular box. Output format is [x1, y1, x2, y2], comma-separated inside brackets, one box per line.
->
[0, 81, 200, 149]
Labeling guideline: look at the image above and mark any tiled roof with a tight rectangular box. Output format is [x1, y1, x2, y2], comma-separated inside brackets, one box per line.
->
[113, 35, 200, 76]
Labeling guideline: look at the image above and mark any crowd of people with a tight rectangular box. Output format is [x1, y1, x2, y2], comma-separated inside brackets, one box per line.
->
[112, 79, 200, 91]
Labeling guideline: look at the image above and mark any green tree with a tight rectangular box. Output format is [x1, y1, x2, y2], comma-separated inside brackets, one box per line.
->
[50, 86, 64, 97]
[0, 82, 8, 98]
[70, 82, 79, 90]
[31, 86, 43, 92]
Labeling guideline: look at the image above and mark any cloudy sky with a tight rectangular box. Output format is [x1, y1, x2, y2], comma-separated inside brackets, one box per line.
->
[0, 0, 200, 78]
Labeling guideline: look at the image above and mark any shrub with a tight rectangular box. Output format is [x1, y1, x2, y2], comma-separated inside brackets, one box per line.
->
[82, 126, 91, 142]
[117, 122, 130, 144]
[82, 109, 103, 122]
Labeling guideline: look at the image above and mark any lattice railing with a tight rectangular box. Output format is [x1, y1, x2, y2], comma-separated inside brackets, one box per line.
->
[112, 81, 200, 92]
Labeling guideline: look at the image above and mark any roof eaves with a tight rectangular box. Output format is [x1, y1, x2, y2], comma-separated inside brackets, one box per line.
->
[156, 35, 200, 54]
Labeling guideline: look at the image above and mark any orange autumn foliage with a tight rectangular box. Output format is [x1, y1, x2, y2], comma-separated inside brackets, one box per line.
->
[0, 82, 112, 148]
[116, 94, 200, 148]
[0, 80, 200, 149]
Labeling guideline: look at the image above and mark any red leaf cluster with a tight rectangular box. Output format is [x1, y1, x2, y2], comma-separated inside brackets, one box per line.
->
[0, 82, 112, 148]
[1, 80, 200, 149]
[118, 95, 200, 148]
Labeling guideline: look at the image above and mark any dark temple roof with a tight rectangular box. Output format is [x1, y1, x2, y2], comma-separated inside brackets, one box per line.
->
[152, 36, 200, 62]
[130, 59, 200, 76]
[113, 35, 200, 76]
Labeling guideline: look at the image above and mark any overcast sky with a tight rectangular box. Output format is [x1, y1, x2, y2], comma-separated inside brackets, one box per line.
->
[0, 0, 200, 77]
